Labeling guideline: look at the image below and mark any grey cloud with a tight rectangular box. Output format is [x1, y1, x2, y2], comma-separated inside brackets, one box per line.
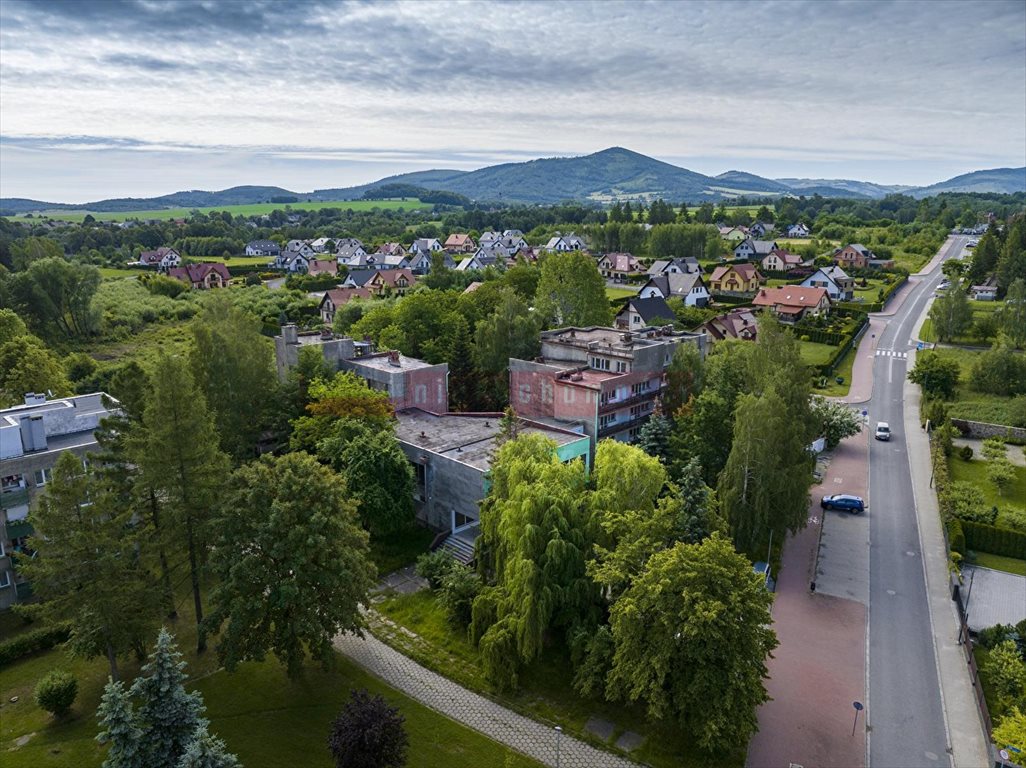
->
[100, 53, 189, 72]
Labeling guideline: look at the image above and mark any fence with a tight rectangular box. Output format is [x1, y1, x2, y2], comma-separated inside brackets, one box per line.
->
[951, 578, 994, 736]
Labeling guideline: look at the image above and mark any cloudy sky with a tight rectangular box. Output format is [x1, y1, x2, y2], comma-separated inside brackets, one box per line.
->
[1, 0, 1024, 202]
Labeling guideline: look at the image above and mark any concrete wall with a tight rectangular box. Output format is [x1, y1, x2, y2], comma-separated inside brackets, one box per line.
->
[397, 442, 485, 531]
[951, 419, 1026, 441]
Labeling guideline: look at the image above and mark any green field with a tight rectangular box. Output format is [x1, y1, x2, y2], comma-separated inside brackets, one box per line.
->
[974, 551, 1026, 577]
[813, 345, 855, 397]
[10, 199, 432, 223]
[798, 340, 839, 367]
[605, 286, 638, 300]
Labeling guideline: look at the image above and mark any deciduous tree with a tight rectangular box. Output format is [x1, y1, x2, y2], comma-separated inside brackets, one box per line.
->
[810, 396, 863, 449]
[605, 534, 777, 752]
[908, 352, 960, 398]
[929, 283, 972, 342]
[207, 452, 374, 677]
[534, 251, 612, 327]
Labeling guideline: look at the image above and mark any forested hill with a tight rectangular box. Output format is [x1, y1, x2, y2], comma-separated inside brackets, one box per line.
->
[3, 148, 1024, 213]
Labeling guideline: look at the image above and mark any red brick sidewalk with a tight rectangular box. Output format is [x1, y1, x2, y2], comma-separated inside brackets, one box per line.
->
[747, 435, 868, 768]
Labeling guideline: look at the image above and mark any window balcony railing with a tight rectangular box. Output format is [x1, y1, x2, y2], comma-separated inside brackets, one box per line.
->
[1, 487, 29, 510]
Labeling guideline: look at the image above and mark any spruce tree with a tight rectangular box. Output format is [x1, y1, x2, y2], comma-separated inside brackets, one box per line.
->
[96, 679, 146, 768]
[130, 629, 206, 768]
[636, 411, 672, 464]
[444, 313, 477, 411]
[177, 725, 241, 768]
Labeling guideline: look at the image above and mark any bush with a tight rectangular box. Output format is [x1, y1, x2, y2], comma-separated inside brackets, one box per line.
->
[962, 520, 1026, 559]
[978, 623, 1015, 650]
[415, 549, 455, 590]
[34, 669, 78, 717]
[948, 518, 966, 556]
[0, 622, 71, 669]
[958, 444, 974, 461]
[328, 688, 408, 768]
[438, 564, 482, 628]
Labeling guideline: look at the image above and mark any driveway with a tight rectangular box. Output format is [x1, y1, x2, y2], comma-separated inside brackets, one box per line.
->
[962, 566, 1026, 632]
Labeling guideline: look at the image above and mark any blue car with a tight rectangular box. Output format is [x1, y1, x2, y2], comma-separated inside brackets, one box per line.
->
[821, 494, 865, 513]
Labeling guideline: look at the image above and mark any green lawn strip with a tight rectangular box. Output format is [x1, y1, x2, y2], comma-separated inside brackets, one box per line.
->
[97, 268, 141, 280]
[973, 552, 1026, 577]
[797, 340, 838, 367]
[368, 523, 435, 575]
[812, 344, 855, 397]
[949, 456, 1026, 520]
[605, 286, 637, 300]
[11, 199, 432, 223]
[374, 590, 742, 768]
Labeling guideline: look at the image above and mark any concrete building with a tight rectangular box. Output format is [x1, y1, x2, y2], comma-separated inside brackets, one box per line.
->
[274, 325, 448, 413]
[509, 325, 706, 449]
[394, 409, 591, 561]
[1, 392, 119, 609]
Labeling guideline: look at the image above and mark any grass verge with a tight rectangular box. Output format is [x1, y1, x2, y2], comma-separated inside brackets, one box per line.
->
[973, 552, 1026, 577]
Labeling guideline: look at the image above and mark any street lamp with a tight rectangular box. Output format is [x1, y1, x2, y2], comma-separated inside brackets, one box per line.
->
[555, 726, 562, 767]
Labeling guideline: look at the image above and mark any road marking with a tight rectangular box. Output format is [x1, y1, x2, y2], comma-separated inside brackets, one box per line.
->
[875, 350, 907, 358]
[887, 589, 896, 595]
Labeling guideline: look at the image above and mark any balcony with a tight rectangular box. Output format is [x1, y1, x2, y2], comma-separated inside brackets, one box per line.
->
[597, 409, 653, 438]
[597, 387, 659, 414]
[1, 487, 29, 510]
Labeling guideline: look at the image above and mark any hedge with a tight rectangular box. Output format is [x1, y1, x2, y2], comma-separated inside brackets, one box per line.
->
[834, 274, 909, 314]
[962, 520, 1026, 559]
[811, 314, 869, 377]
[948, 518, 966, 556]
[0, 622, 72, 669]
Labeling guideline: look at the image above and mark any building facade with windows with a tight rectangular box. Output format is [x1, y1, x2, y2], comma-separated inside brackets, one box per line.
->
[508, 326, 706, 450]
[0, 392, 119, 609]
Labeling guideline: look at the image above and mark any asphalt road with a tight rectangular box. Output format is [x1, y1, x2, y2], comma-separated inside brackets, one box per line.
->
[866, 235, 967, 767]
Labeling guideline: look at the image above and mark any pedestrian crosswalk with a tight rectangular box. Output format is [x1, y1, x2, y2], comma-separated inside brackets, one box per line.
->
[875, 349, 908, 358]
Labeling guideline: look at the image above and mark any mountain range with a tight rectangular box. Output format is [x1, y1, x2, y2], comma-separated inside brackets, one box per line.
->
[3, 147, 1024, 214]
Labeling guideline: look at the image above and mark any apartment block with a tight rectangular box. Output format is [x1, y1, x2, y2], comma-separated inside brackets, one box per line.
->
[0, 392, 119, 609]
[509, 325, 706, 448]
[274, 325, 448, 413]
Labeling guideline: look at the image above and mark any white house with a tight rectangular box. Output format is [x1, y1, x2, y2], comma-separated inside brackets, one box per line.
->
[786, 223, 811, 238]
[732, 238, 778, 261]
[646, 257, 701, 277]
[801, 266, 854, 301]
[245, 240, 280, 257]
[336, 243, 370, 267]
[137, 247, 182, 271]
[639, 272, 710, 307]
[760, 249, 805, 272]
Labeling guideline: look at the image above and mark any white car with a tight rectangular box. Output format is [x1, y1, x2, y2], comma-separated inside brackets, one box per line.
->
[875, 422, 891, 441]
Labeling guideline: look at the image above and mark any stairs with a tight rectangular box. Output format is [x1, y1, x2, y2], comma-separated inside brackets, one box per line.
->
[439, 534, 476, 565]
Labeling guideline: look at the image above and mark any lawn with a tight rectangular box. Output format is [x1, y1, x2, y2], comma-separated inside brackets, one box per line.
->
[812, 344, 855, 397]
[96, 267, 140, 280]
[605, 286, 638, 300]
[1, 577, 541, 768]
[11, 199, 433, 223]
[974, 552, 1026, 577]
[374, 590, 743, 768]
[919, 300, 1001, 345]
[949, 455, 1026, 525]
[798, 340, 839, 367]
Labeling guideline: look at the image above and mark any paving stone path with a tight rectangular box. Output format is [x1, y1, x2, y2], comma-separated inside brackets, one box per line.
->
[333, 630, 638, 768]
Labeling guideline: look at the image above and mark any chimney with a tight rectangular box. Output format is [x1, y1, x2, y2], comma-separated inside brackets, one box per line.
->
[23, 392, 47, 406]
[388, 350, 401, 367]
[282, 324, 299, 344]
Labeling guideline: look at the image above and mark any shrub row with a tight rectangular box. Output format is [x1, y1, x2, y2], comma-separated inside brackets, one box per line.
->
[812, 315, 869, 377]
[799, 327, 850, 346]
[963, 520, 1026, 560]
[0, 622, 71, 669]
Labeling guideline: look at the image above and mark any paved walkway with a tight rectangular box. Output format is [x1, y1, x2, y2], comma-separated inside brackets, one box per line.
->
[747, 465, 867, 768]
[953, 437, 1026, 467]
[961, 565, 1026, 632]
[333, 630, 637, 768]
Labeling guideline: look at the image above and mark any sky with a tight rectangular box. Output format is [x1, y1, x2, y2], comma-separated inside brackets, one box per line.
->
[1, 0, 1024, 203]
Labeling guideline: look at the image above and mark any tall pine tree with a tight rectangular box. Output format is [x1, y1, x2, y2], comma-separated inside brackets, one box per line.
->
[138, 354, 228, 652]
[96, 679, 146, 768]
[444, 312, 477, 411]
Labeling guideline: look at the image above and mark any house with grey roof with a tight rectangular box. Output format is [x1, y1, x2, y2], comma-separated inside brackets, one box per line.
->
[732, 238, 779, 261]
[639, 272, 710, 307]
[616, 296, 677, 329]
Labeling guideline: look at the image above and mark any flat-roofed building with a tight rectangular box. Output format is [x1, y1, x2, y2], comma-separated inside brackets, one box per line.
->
[394, 409, 590, 561]
[1, 392, 119, 608]
[509, 325, 705, 449]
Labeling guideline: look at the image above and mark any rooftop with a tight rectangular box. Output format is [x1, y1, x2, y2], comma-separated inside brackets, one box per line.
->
[352, 351, 437, 373]
[1, 392, 118, 460]
[395, 409, 587, 471]
[541, 325, 693, 352]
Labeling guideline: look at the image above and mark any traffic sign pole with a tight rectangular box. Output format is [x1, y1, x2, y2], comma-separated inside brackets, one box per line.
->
[851, 701, 864, 738]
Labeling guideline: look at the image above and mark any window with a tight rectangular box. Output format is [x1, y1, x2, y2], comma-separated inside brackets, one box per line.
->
[0, 571, 10, 589]
[590, 357, 610, 371]
[33, 468, 52, 486]
[616, 361, 628, 372]
[600, 414, 617, 428]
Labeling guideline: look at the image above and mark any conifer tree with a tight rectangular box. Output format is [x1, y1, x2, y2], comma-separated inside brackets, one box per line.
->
[138, 354, 228, 652]
[130, 629, 206, 768]
[636, 410, 672, 463]
[444, 312, 477, 411]
[96, 679, 146, 768]
[177, 725, 241, 768]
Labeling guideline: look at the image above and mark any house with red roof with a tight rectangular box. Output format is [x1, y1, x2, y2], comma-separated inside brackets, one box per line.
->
[444, 233, 477, 253]
[168, 262, 231, 289]
[752, 285, 830, 324]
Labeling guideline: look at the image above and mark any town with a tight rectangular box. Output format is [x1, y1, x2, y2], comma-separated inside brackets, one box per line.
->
[2, 2, 1025, 768]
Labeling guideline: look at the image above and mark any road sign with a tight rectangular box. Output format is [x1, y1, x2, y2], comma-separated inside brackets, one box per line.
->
[1001, 750, 1010, 761]
[861, 410, 868, 418]
[853, 701, 864, 711]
